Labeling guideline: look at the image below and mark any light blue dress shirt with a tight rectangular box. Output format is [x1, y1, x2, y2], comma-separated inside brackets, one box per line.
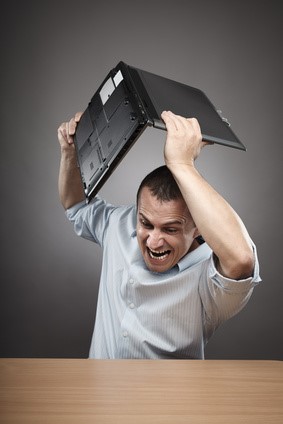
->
[66, 197, 261, 359]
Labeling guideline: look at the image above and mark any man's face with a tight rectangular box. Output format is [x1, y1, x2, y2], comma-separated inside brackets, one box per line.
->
[136, 187, 199, 273]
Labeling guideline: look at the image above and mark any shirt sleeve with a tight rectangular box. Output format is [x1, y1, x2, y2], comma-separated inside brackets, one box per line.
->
[65, 197, 117, 247]
[199, 242, 261, 338]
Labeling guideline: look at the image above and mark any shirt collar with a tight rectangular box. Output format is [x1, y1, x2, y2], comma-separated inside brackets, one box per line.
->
[177, 243, 212, 272]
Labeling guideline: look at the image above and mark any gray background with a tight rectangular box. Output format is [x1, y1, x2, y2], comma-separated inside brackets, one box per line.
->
[1, 0, 282, 359]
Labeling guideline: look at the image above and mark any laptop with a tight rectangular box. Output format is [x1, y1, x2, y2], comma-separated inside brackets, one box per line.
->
[74, 61, 246, 202]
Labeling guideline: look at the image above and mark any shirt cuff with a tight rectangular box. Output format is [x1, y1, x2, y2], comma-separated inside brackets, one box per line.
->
[208, 251, 261, 293]
[65, 200, 86, 221]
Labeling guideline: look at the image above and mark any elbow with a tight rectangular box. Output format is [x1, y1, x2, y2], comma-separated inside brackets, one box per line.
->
[218, 247, 255, 280]
[228, 249, 255, 280]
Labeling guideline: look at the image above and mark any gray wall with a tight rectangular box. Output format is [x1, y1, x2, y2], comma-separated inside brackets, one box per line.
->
[1, 0, 282, 359]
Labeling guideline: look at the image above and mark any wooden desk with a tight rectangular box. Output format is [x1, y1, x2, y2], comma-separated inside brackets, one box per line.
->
[0, 359, 282, 423]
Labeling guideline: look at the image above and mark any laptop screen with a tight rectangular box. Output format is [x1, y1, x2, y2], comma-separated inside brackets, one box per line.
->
[131, 66, 245, 150]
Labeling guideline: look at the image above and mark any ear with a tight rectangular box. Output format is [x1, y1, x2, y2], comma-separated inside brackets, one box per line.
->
[193, 227, 201, 239]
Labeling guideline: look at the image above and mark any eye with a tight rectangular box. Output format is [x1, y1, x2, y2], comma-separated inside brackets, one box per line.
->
[164, 227, 178, 234]
[140, 219, 153, 229]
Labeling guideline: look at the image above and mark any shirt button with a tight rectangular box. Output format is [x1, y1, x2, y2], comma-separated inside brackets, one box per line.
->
[129, 303, 135, 309]
[122, 331, 128, 338]
[129, 278, 134, 285]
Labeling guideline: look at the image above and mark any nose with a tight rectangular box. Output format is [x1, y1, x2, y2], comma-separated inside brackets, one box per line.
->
[146, 230, 164, 249]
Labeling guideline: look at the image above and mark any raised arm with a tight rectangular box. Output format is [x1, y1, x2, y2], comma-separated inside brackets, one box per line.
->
[161, 110, 254, 280]
[57, 112, 85, 209]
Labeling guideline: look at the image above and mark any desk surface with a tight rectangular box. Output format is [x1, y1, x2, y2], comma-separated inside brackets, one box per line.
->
[0, 359, 282, 424]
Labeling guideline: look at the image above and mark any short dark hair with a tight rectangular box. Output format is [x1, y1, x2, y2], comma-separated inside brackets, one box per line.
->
[136, 165, 182, 204]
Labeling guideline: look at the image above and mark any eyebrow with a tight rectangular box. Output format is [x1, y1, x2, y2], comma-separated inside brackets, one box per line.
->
[139, 213, 184, 226]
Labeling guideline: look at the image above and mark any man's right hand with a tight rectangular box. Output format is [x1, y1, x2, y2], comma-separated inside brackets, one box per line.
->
[57, 111, 85, 209]
[57, 111, 83, 152]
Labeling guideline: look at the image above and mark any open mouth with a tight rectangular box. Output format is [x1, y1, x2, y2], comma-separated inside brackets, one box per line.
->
[147, 248, 171, 261]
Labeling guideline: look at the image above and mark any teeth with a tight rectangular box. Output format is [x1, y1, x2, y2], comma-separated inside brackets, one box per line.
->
[148, 248, 170, 260]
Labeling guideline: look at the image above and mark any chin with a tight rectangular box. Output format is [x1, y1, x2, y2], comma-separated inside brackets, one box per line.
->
[145, 259, 172, 274]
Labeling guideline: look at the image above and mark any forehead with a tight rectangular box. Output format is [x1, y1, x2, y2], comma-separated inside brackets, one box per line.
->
[137, 187, 190, 222]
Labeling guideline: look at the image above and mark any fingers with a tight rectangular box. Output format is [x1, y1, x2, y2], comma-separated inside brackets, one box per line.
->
[69, 110, 83, 135]
[57, 122, 73, 146]
[57, 111, 83, 146]
[162, 110, 212, 166]
[161, 110, 179, 132]
[202, 140, 214, 147]
[161, 110, 202, 139]
[74, 111, 83, 122]
[161, 111, 190, 137]
[57, 122, 68, 144]
[161, 110, 198, 130]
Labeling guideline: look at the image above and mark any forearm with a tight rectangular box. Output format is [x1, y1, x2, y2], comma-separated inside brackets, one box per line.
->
[58, 150, 85, 210]
[168, 163, 254, 279]
[161, 111, 254, 279]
